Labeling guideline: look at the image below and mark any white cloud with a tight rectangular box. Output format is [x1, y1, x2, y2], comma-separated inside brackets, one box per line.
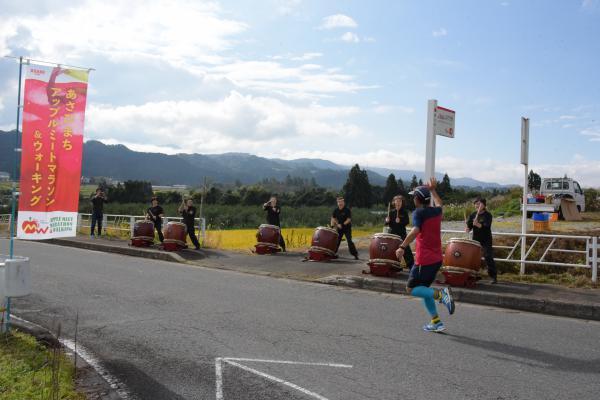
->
[432, 28, 447, 37]
[0, 0, 247, 68]
[581, 127, 600, 141]
[208, 60, 375, 98]
[274, 0, 302, 15]
[559, 115, 577, 120]
[319, 14, 358, 30]
[291, 52, 323, 61]
[340, 32, 360, 43]
[373, 105, 415, 114]
[86, 91, 362, 154]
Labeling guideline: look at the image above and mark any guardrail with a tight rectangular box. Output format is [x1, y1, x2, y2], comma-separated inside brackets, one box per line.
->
[1, 214, 597, 283]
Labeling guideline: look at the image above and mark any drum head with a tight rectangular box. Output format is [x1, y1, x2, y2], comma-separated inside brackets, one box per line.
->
[316, 226, 338, 234]
[373, 232, 402, 240]
[447, 238, 482, 248]
[259, 224, 280, 230]
[169, 221, 187, 227]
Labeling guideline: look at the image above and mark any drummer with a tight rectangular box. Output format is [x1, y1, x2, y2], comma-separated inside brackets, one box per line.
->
[146, 197, 164, 243]
[263, 196, 286, 252]
[395, 177, 455, 333]
[385, 194, 414, 270]
[331, 197, 359, 260]
[178, 198, 201, 250]
[466, 197, 497, 284]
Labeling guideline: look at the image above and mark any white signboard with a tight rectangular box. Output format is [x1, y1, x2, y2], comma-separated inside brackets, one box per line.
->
[434, 106, 455, 138]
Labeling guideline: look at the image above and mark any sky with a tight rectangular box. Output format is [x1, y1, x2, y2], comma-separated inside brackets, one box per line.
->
[0, 0, 599, 186]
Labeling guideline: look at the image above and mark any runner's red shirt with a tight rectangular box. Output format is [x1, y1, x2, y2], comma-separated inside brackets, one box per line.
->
[412, 206, 443, 265]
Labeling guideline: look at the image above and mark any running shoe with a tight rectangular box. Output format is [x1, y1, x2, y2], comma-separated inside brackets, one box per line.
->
[439, 287, 455, 315]
[423, 321, 446, 333]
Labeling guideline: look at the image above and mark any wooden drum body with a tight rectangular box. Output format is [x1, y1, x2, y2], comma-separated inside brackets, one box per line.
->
[255, 224, 281, 254]
[368, 233, 403, 276]
[443, 238, 482, 273]
[163, 221, 188, 251]
[131, 220, 155, 247]
[308, 226, 339, 261]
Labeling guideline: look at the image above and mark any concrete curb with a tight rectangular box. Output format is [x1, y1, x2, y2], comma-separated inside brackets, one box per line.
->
[318, 275, 600, 321]
[46, 238, 188, 263]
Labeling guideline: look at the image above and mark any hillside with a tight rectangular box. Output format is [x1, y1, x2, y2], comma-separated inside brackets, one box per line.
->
[0, 130, 507, 188]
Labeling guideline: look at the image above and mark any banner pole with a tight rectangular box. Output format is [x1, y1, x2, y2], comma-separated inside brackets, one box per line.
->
[9, 56, 23, 258]
[5, 56, 23, 332]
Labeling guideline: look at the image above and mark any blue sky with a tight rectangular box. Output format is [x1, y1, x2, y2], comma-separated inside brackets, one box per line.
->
[0, 0, 599, 185]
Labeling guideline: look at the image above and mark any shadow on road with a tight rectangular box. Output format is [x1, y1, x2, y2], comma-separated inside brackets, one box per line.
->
[445, 333, 600, 375]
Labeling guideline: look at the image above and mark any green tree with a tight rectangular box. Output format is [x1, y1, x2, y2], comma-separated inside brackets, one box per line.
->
[383, 174, 398, 205]
[410, 175, 419, 189]
[343, 164, 373, 208]
[528, 170, 542, 192]
[438, 173, 452, 196]
[397, 179, 407, 198]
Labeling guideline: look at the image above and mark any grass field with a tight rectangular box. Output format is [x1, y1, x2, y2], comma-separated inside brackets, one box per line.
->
[203, 227, 380, 251]
[0, 331, 84, 400]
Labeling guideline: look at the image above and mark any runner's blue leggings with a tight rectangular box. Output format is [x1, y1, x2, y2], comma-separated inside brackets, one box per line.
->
[411, 286, 437, 317]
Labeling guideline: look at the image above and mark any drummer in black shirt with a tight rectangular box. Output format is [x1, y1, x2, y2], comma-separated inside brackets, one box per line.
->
[466, 197, 497, 283]
[331, 197, 359, 260]
[146, 197, 165, 243]
[178, 198, 201, 250]
[385, 195, 414, 270]
[263, 196, 286, 251]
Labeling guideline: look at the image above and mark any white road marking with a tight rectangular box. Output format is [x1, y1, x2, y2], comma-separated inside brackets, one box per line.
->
[215, 357, 353, 400]
[215, 357, 224, 400]
[11, 315, 133, 400]
[223, 358, 353, 368]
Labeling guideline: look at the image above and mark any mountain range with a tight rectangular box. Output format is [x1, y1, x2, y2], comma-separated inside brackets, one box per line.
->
[0, 130, 508, 189]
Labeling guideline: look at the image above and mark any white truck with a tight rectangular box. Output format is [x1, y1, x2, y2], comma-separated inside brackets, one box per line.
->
[524, 177, 585, 218]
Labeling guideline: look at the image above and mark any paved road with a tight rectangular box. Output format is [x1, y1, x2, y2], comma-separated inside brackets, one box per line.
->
[4, 239, 600, 400]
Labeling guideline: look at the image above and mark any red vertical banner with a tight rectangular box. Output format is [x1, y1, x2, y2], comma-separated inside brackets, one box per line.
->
[17, 65, 89, 239]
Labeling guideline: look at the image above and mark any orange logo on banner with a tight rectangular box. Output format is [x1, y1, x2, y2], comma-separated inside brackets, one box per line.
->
[21, 219, 49, 235]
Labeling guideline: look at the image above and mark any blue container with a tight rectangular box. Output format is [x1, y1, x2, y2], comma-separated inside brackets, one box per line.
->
[533, 213, 550, 221]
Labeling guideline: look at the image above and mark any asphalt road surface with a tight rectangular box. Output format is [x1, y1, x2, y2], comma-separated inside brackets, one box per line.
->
[4, 239, 600, 400]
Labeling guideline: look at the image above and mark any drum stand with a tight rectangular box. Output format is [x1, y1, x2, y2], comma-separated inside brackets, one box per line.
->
[131, 236, 154, 247]
[438, 267, 479, 288]
[254, 242, 281, 255]
[364, 259, 403, 277]
[162, 239, 188, 252]
[306, 246, 336, 261]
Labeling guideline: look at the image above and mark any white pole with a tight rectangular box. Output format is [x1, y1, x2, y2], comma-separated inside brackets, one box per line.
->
[520, 117, 529, 275]
[425, 99, 437, 182]
[521, 163, 528, 275]
[592, 236, 598, 284]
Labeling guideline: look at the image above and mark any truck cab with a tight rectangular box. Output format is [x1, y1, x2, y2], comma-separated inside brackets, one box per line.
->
[540, 178, 586, 213]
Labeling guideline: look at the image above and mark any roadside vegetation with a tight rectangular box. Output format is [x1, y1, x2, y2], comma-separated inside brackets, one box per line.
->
[0, 330, 84, 400]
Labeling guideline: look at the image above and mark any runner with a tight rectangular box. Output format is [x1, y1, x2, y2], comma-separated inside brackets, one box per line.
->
[396, 177, 455, 332]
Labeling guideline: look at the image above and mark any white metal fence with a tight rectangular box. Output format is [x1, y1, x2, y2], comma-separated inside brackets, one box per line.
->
[442, 229, 598, 283]
[1, 214, 598, 283]
[0, 213, 207, 245]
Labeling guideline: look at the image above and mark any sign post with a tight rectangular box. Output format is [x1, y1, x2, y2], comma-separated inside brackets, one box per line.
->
[520, 117, 530, 275]
[425, 100, 455, 201]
